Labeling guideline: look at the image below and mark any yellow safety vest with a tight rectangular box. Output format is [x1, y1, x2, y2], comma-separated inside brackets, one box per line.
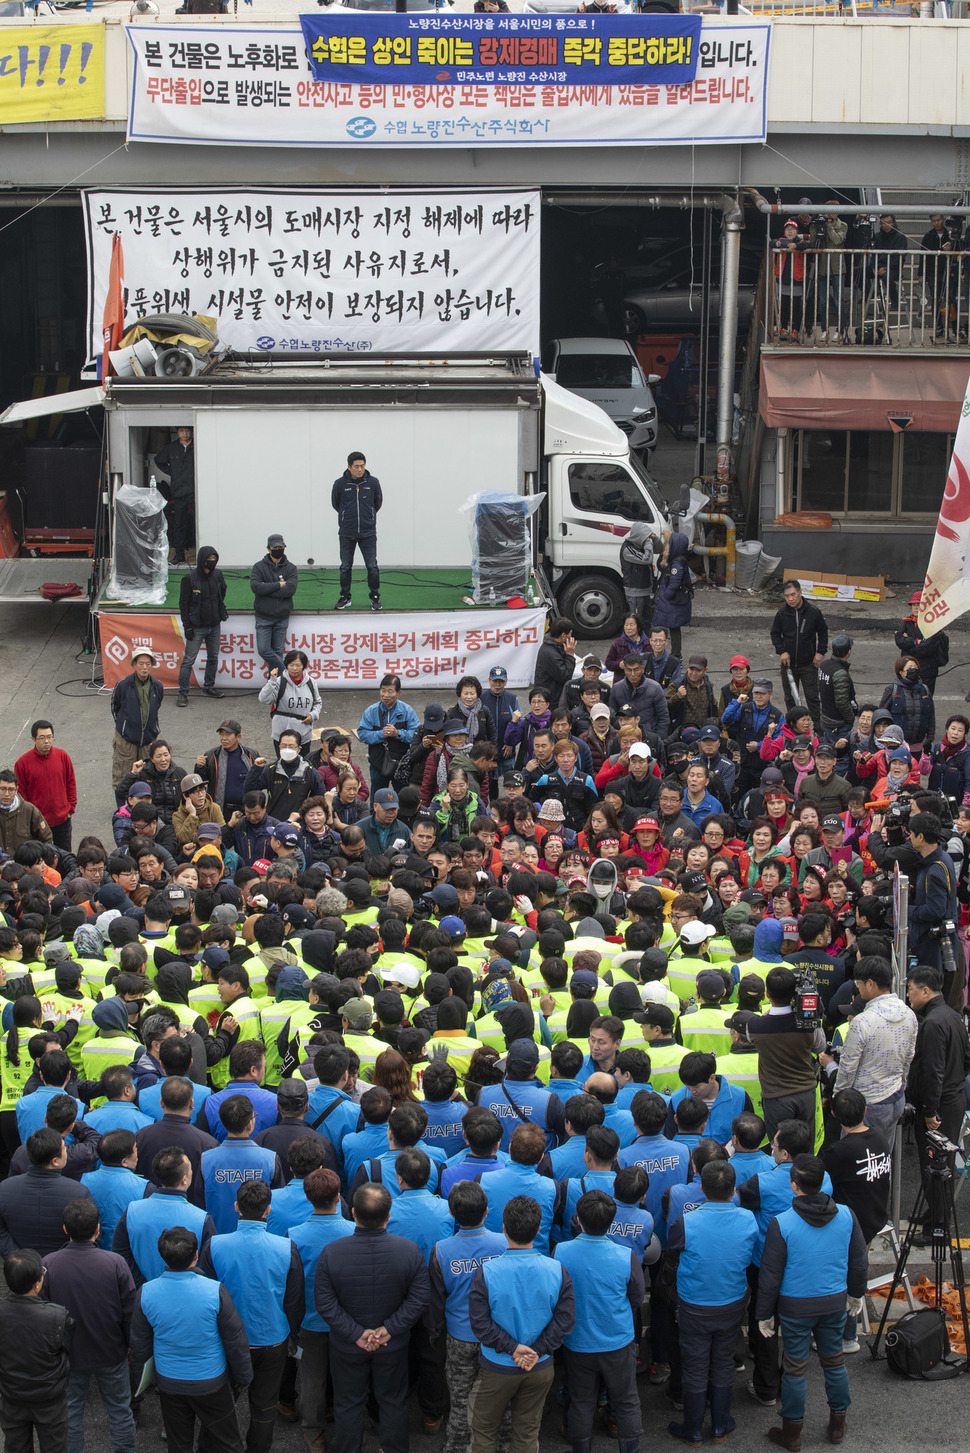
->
[80, 1033, 142, 1081]
[40, 990, 98, 1072]
[680, 1007, 734, 1057]
[188, 983, 223, 1030]
[715, 1051, 763, 1118]
[666, 956, 714, 1008]
[261, 1002, 316, 1086]
[644, 1041, 690, 1096]
[210, 997, 262, 1089]
[0, 1029, 36, 1113]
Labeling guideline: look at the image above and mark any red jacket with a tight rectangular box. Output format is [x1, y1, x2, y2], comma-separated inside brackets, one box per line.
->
[14, 747, 76, 827]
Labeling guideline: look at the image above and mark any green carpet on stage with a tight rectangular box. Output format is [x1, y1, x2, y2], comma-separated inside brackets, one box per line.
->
[147, 567, 480, 613]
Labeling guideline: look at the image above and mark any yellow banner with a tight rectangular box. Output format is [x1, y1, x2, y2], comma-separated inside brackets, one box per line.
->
[0, 25, 104, 123]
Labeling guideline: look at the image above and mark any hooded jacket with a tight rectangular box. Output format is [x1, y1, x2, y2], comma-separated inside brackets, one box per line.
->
[0, 796, 52, 853]
[757, 1192, 867, 1319]
[250, 552, 298, 622]
[878, 673, 935, 748]
[619, 524, 658, 595]
[834, 992, 917, 1105]
[179, 547, 228, 633]
[652, 533, 693, 630]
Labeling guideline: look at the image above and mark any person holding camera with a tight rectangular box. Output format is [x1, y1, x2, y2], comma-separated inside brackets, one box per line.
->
[804, 202, 848, 343]
[772, 221, 807, 341]
[832, 955, 917, 1142]
[745, 967, 826, 1142]
[907, 811, 964, 1006]
[905, 964, 970, 1243]
[921, 213, 965, 340]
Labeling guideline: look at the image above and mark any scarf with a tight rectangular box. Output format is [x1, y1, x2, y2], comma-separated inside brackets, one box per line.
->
[0, 795, 19, 813]
[457, 698, 484, 742]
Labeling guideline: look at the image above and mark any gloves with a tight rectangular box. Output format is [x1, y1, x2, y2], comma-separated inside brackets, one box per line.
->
[846, 1297, 864, 1317]
[757, 1318, 776, 1340]
[184, 629, 194, 641]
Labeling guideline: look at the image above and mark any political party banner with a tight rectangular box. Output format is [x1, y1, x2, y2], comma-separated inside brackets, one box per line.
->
[918, 374, 970, 639]
[125, 23, 770, 148]
[83, 187, 540, 359]
[299, 13, 701, 89]
[0, 25, 104, 124]
[96, 606, 546, 690]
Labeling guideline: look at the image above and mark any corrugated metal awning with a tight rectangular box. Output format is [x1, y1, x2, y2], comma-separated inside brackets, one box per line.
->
[758, 353, 968, 432]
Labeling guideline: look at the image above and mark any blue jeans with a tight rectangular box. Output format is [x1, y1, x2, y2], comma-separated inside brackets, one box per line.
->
[67, 1361, 135, 1453]
[339, 533, 380, 599]
[178, 624, 221, 692]
[255, 616, 288, 675]
[779, 1309, 850, 1422]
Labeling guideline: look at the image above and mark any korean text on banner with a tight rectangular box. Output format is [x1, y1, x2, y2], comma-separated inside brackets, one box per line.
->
[0, 26, 104, 124]
[918, 374, 970, 639]
[97, 608, 547, 691]
[299, 13, 701, 88]
[83, 186, 540, 361]
[125, 23, 769, 148]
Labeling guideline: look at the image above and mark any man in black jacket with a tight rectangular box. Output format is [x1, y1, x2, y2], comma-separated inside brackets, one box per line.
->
[907, 813, 962, 998]
[0, 1247, 73, 1453]
[332, 451, 383, 613]
[895, 591, 949, 697]
[110, 647, 165, 790]
[314, 1182, 430, 1453]
[0, 1128, 95, 1257]
[533, 618, 577, 705]
[905, 964, 970, 1238]
[155, 426, 195, 565]
[250, 534, 299, 677]
[133, 1077, 218, 1208]
[770, 580, 828, 728]
[176, 545, 227, 709]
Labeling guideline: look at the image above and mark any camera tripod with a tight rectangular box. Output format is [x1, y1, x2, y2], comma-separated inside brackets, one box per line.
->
[870, 1148, 970, 1374]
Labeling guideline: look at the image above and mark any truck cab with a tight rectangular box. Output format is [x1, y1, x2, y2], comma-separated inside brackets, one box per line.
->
[540, 374, 668, 638]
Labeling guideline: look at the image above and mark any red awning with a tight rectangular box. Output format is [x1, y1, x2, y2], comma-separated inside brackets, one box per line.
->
[758, 352, 969, 432]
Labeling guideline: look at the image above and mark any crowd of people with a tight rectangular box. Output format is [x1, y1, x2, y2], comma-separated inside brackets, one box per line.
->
[0, 574, 968, 1453]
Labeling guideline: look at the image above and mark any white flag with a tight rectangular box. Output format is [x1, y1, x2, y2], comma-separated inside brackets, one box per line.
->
[918, 374, 970, 639]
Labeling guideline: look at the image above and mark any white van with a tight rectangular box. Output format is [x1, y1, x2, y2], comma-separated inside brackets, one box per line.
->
[542, 336, 660, 457]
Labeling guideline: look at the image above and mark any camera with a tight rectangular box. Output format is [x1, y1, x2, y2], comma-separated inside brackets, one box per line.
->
[809, 217, 828, 243]
[792, 970, 821, 1032]
[925, 1128, 959, 1172]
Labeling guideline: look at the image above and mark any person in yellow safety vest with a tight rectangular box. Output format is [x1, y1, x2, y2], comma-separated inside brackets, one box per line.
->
[210, 964, 261, 1090]
[636, 948, 682, 1022]
[340, 998, 383, 1082]
[715, 1009, 765, 1118]
[138, 899, 178, 982]
[679, 970, 735, 1057]
[41, 962, 98, 1072]
[606, 982, 651, 1051]
[666, 921, 719, 1008]
[242, 915, 302, 1001]
[0, 998, 55, 1141]
[637, 1004, 691, 1096]
[424, 998, 481, 1081]
[79, 995, 142, 1081]
[341, 879, 381, 930]
[258, 965, 314, 1087]
[69, 924, 114, 998]
[152, 963, 206, 1032]
[188, 946, 228, 1030]
[728, 918, 788, 995]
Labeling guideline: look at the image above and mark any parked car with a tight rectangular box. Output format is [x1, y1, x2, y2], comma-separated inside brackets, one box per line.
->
[542, 336, 660, 457]
[622, 243, 759, 336]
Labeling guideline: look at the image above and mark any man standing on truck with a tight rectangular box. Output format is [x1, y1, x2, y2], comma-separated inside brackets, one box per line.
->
[250, 534, 299, 677]
[154, 426, 196, 567]
[332, 451, 383, 614]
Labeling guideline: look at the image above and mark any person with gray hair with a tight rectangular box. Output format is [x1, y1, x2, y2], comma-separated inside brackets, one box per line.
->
[315, 887, 349, 918]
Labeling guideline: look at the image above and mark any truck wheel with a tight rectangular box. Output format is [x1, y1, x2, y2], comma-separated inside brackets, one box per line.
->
[558, 575, 627, 640]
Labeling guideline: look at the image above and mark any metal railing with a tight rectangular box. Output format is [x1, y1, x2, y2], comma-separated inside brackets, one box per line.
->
[766, 246, 970, 348]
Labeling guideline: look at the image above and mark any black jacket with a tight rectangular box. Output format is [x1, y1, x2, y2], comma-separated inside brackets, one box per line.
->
[533, 638, 575, 705]
[757, 1192, 867, 1320]
[906, 993, 970, 1116]
[155, 439, 195, 500]
[0, 1166, 94, 1257]
[133, 1115, 218, 1208]
[179, 548, 228, 633]
[110, 674, 164, 749]
[909, 847, 960, 976]
[42, 1241, 135, 1374]
[0, 1295, 72, 1403]
[332, 470, 383, 538]
[245, 759, 324, 820]
[250, 554, 299, 622]
[314, 1226, 429, 1353]
[770, 600, 828, 668]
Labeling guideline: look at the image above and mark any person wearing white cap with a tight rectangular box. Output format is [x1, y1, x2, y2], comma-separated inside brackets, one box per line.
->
[666, 921, 718, 1008]
[110, 647, 165, 790]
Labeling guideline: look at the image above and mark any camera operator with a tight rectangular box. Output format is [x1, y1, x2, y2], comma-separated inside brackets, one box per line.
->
[921, 213, 965, 341]
[906, 811, 964, 1007]
[746, 967, 826, 1141]
[870, 214, 908, 312]
[904, 964, 970, 1244]
[808, 201, 848, 342]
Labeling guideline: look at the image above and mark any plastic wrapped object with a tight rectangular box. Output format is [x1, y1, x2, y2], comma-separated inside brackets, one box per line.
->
[461, 491, 544, 605]
[107, 479, 169, 604]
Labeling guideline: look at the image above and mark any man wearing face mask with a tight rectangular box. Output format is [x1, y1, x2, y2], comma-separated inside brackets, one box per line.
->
[177, 545, 228, 708]
[251, 534, 299, 677]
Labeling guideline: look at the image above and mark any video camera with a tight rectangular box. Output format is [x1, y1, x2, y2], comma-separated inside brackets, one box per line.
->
[792, 970, 821, 1032]
[924, 1128, 959, 1173]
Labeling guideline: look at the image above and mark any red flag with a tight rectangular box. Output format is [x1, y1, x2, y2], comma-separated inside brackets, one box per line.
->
[100, 233, 125, 380]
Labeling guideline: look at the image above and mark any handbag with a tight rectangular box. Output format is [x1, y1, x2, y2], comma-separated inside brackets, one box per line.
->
[885, 1307, 958, 1380]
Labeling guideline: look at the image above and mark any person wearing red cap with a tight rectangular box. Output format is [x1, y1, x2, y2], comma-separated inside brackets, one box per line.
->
[894, 589, 949, 697]
[719, 656, 753, 717]
[772, 220, 807, 339]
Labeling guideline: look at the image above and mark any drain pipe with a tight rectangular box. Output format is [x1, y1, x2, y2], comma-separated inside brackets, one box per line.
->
[716, 193, 744, 483]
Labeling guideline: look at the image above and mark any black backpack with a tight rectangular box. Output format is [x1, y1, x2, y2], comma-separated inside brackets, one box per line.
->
[885, 1307, 959, 1380]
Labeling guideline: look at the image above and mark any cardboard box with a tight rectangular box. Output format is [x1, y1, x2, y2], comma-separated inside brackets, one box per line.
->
[784, 568, 884, 602]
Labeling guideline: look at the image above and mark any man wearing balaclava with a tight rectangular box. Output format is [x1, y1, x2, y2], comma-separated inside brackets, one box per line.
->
[177, 544, 228, 708]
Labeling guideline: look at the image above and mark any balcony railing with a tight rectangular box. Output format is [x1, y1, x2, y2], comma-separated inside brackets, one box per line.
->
[765, 246, 970, 349]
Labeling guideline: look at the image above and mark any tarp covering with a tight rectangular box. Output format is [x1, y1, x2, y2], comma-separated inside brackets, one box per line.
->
[759, 353, 968, 433]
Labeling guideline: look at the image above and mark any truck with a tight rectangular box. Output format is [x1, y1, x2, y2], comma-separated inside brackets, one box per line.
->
[1, 351, 668, 638]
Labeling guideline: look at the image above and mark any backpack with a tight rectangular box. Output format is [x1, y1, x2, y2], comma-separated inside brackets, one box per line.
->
[885, 1307, 959, 1380]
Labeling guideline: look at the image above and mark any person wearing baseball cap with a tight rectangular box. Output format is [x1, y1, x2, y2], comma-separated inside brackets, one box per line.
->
[666, 919, 717, 1007]
[476, 1035, 565, 1151]
[722, 677, 783, 799]
[796, 739, 852, 815]
[679, 970, 733, 1056]
[171, 773, 225, 850]
[250, 533, 298, 676]
[482, 665, 519, 772]
[358, 786, 412, 857]
[716, 655, 752, 722]
[896, 590, 948, 698]
[194, 720, 259, 819]
[109, 646, 165, 790]
[630, 815, 669, 876]
[669, 652, 718, 737]
[561, 653, 610, 715]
